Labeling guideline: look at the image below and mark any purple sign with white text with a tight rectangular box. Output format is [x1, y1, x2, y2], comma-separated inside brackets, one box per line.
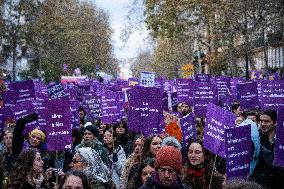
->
[274, 109, 284, 167]
[204, 103, 235, 158]
[180, 113, 196, 144]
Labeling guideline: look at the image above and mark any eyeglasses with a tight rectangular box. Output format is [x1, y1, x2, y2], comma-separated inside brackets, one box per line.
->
[72, 159, 85, 164]
[158, 168, 176, 175]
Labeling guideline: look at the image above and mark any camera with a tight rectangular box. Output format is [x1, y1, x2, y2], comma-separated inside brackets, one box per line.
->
[49, 168, 61, 183]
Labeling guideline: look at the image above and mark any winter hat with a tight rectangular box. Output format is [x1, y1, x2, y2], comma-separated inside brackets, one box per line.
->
[155, 146, 182, 173]
[161, 136, 182, 150]
[84, 125, 99, 138]
[29, 129, 46, 141]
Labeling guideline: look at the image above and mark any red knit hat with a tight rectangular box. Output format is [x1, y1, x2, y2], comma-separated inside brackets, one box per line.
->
[155, 146, 182, 173]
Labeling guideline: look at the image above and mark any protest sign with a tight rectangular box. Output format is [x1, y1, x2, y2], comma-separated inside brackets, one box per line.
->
[194, 82, 218, 116]
[274, 109, 284, 167]
[204, 103, 235, 158]
[226, 124, 251, 180]
[12, 80, 36, 103]
[46, 98, 72, 151]
[216, 76, 233, 110]
[140, 71, 155, 87]
[70, 100, 80, 129]
[12, 102, 38, 134]
[175, 79, 195, 107]
[259, 80, 284, 110]
[128, 78, 139, 87]
[47, 82, 67, 99]
[238, 82, 259, 110]
[180, 113, 196, 144]
[82, 93, 101, 121]
[195, 74, 211, 82]
[101, 91, 121, 123]
[128, 87, 163, 137]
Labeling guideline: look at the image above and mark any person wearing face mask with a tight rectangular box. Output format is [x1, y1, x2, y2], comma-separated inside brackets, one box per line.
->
[182, 139, 223, 189]
[120, 135, 145, 189]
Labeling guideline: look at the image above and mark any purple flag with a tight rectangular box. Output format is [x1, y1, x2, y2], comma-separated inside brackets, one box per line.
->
[175, 79, 195, 107]
[226, 124, 251, 180]
[194, 82, 218, 116]
[101, 91, 121, 123]
[128, 87, 163, 137]
[195, 74, 211, 82]
[46, 98, 72, 151]
[180, 113, 196, 144]
[274, 109, 284, 167]
[204, 103, 235, 158]
[238, 82, 259, 110]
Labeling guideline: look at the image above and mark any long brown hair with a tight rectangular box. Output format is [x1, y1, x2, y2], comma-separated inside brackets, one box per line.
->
[8, 148, 38, 188]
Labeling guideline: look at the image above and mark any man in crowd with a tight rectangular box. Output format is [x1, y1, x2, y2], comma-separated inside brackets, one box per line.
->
[251, 109, 284, 189]
[139, 146, 191, 189]
[177, 102, 192, 117]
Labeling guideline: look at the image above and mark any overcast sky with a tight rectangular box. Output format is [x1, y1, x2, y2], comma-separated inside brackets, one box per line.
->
[94, 0, 149, 60]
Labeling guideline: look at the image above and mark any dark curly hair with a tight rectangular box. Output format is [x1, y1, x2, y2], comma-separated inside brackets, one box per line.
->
[8, 148, 38, 188]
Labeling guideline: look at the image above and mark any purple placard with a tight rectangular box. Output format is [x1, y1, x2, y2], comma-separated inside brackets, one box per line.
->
[230, 78, 245, 100]
[163, 80, 174, 93]
[180, 113, 196, 144]
[47, 82, 67, 99]
[274, 109, 284, 167]
[226, 124, 251, 180]
[46, 98, 72, 151]
[194, 82, 218, 116]
[128, 87, 163, 137]
[175, 79, 195, 106]
[12, 80, 36, 103]
[195, 74, 211, 82]
[101, 91, 121, 124]
[118, 92, 126, 120]
[12, 102, 38, 134]
[82, 93, 101, 121]
[204, 103, 236, 158]
[237, 82, 259, 110]
[216, 77, 233, 111]
[76, 83, 91, 101]
[70, 100, 80, 129]
[259, 80, 284, 110]
[2, 90, 16, 107]
[33, 100, 48, 131]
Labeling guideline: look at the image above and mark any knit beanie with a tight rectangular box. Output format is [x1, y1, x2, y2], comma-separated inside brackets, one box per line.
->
[155, 146, 182, 173]
[84, 125, 99, 138]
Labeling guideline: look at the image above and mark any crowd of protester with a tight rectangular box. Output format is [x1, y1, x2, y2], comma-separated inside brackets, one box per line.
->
[0, 99, 283, 189]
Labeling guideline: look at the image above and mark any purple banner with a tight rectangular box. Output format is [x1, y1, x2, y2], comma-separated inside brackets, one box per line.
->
[101, 91, 121, 124]
[274, 109, 284, 167]
[226, 124, 251, 180]
[46, 98, 72, 151]
[195, 74, 211, 82]
[33, 101, 48, 131]
[175, 79, 195, 106]
[128, 87, 163, 137]
[194, 82, 218, 116]
[204, 103, 235, 158]
[238, 82, 259, 110]
[180, 113, 196, 144]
